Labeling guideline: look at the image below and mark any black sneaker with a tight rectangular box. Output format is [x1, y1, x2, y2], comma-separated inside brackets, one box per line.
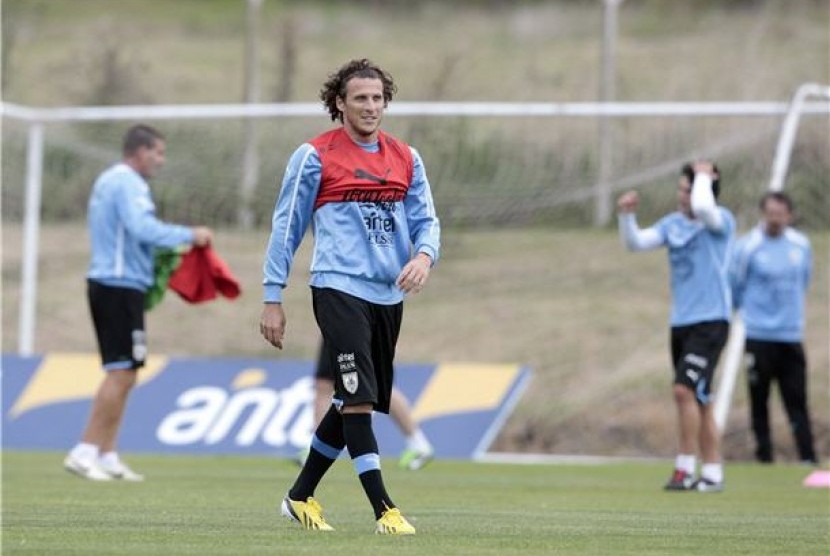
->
[693, 477, 724, 493]
[664, 469, 695, 491]
[755, 449, 773, 464]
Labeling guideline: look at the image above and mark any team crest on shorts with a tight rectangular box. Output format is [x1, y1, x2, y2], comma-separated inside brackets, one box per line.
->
[132, 330, 147, 362]
[342, 371, 359, 394]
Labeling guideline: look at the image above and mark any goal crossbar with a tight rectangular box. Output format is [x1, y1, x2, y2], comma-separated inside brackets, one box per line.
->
[3, 100, 830, 123]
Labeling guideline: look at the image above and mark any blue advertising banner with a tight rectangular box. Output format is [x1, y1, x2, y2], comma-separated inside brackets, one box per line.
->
[2, 353, 530, 460]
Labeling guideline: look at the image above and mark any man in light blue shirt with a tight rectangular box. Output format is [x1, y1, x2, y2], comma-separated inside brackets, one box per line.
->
[64, 124, 212, 482]
[260, 59, 439, 535]
[730, 192, 816, 464]
[618, 161, 735, 492]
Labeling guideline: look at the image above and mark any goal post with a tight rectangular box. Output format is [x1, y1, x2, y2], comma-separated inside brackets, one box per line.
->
[713, 82, 830, 432]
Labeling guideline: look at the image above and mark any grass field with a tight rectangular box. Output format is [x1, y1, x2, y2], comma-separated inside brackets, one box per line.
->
[2, 452, 828, 555]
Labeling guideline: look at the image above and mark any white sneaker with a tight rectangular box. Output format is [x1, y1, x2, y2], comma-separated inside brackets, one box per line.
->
[693, 477, 724, 493]
[98, 458, 145, 481]
[63, 454, 112, 481]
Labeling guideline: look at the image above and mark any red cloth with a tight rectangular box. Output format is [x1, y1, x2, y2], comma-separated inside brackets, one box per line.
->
[168, 246, 241, 303]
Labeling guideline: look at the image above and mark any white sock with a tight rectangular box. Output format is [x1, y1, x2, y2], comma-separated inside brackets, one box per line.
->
[406, 428, 433, 453]
[70, 442, 99, 461]
[99, 451, 120, 467]
[701, 463, 723, 483]
[675, 454, 696, 475]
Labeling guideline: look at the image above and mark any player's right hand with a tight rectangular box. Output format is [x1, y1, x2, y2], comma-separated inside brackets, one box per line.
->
[260, 303, 286, 349]
[692, 161, 716, 178]
[191, 226, 213, 247]
[617, 191, 639, 213]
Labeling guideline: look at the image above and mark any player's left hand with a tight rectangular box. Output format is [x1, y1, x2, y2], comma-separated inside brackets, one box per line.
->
[396, 252, 432, 294]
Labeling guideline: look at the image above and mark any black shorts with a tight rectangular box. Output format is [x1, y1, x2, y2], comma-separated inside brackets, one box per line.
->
[311, 287, 403, 414]
[87, 280, 147, 371]
[670, 320, 729, 404]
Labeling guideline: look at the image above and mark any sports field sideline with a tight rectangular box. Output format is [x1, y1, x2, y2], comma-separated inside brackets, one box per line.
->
[3, 452, 827, 555]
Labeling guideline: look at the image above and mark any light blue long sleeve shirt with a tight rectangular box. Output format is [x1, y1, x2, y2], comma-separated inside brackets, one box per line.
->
[730, 226, 811, 342]
[87, 163, 194, 291]
[620, 205, 735, 327]
[263, 140, 441, 305]
[654, 209, 736, 326]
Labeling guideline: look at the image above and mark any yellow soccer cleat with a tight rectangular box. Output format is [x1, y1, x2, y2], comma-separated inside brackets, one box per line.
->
[280, 495, 335, 531]
[375, 507, 416, 535]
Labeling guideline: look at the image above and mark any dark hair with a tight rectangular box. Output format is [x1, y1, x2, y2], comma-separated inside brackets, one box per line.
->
[319, 59, 397, 122]
[681, 162, 721, 199]
[759, 191, 793, 212]
[123, 124, 164, 156]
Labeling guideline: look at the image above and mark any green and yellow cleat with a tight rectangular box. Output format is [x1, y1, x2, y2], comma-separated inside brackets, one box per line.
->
[398, 447, 434, 471]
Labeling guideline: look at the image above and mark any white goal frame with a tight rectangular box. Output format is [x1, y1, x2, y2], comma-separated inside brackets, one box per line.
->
[3, 94, 829, 357]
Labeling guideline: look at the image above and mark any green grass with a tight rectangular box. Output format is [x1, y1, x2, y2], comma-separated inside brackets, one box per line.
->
[3, 452, 828, 555]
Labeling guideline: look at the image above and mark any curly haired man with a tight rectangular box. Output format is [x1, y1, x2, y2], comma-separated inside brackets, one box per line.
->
[260, 59, 440, 534]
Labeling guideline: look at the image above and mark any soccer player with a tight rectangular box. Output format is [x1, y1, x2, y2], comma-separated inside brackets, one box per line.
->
[64, 124, 213, 481]
[260, 59, 440, 534]
[730, 192, 817, 465]
[296, 343, 434, 471]
[617, 161, 735, 492]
